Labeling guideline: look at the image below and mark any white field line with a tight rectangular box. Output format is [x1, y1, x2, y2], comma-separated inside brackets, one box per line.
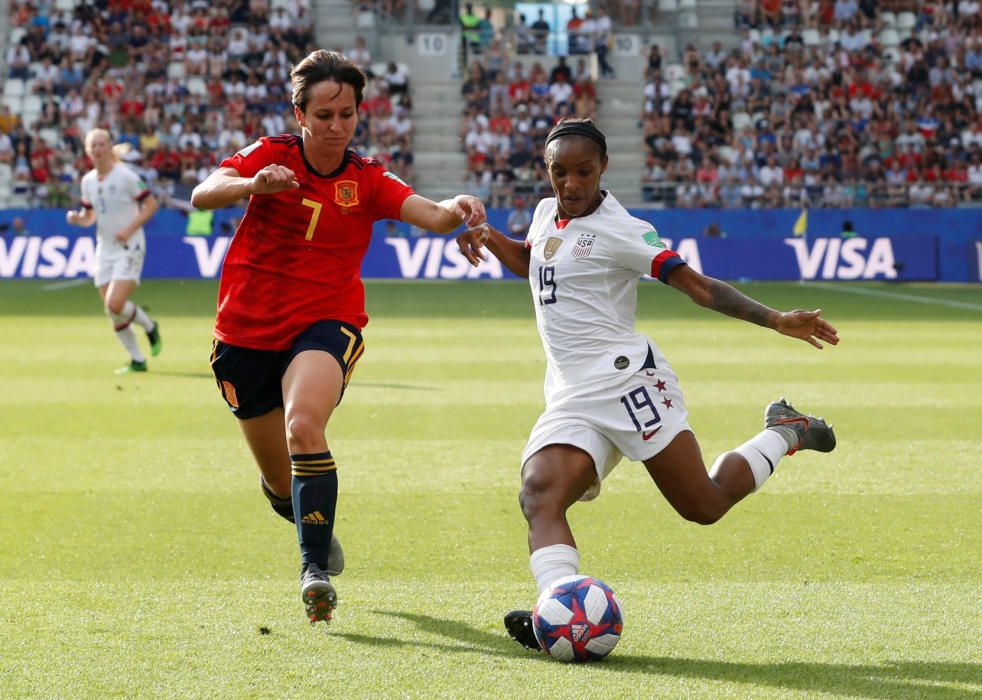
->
[808, 283, 982, 312]
[41, 279, 90, 291]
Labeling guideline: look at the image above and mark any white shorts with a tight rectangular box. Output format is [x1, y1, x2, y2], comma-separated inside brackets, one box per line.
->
[522, 363, 691, 501]
[94, 240, 145, 287]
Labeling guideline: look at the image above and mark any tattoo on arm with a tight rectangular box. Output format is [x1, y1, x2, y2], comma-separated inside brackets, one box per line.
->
[706, 279, 774, 328]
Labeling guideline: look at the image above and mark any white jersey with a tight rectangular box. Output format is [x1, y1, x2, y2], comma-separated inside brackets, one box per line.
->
[525, 192, 687, 405]
[80, 163, 151, 248]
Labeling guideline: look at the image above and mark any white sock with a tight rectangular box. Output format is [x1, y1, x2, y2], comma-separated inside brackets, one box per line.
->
[114, 325, 145, 362]
[122, 300, 153, 331]
[110, 308, 145, 362]
[530, 544, 579, 593]
[732, 429, 789, 491]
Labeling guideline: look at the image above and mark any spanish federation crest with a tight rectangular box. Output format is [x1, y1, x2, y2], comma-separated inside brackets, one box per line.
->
[571, 233, 596, 259]
[543, 236, 563, 261]
[334, 180, 359, 208]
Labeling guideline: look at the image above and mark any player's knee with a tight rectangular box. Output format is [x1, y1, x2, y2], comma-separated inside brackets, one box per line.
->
[285, 412, 324, 452]
[674, 499, 723, 525]
[518, 472, 559, 522]
[105, 298, 125, 316]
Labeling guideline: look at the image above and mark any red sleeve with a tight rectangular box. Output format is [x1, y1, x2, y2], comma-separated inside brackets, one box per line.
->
[650, 249, 687, 282]
[219, 138, 274, 179]
[368, 163, 414, 221]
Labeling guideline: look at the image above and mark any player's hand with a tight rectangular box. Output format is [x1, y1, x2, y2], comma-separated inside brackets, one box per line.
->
[775, 309, 839, 349]
[451, 195, 487, 228]
[456, 223, 492, 266]
[252, 165, 299, 195]
[66, 210, 80, 226]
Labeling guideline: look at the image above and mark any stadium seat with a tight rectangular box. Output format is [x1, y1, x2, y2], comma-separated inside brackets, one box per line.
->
[20, 111, 40, 128]
[679, 10, 699, 28]
[880, 11, 897, 27]
[3, 79, 25, 97]
[54, 0, 76, 10]
[658, 0, 678, 11]
[270, 0, 291, 7]
[0, 163, 12, 182]
[802, 28, 820, 46]
[716, 145, 737, 165]
[669, 78, 687, 97]
[21, 94, 42, 113]
[731, 111, 752, 131]
[186, 77, 207, 96]
[883, 46, 901, 64]
[897, 12, 916, 30]
[167, 62, 186, 79]
[0, 95, 21, 112]
[879, 28, 900, 47]
[8, 27, 26, 46]
[665, 63, 685, 82]
[678, 0, 697, 9]
[357, 9, 376, 28]
[747, 28, 762, 45]
[39, 128, 59, 146]
[826, 29, 840, 45]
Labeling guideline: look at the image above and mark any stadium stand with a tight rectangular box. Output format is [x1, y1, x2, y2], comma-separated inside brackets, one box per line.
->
[2, 0, 979, 211]
[639, 0, 982, 208]
[0, 0, 415, 209]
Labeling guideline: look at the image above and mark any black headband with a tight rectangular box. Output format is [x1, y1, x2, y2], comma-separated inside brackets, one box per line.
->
[545, 122, 607, 155]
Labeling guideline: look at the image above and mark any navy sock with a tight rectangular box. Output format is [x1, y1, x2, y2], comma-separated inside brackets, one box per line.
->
[291, 451, 338, 566]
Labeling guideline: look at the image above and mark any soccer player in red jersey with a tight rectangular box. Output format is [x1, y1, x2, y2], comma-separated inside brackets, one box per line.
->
[191, 50, 486, 624]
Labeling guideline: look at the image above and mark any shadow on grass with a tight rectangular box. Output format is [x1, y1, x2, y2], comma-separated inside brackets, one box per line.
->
[333, 611, 980, 699]
[353, 382, 438, 391]
[149, 370, 215, 380]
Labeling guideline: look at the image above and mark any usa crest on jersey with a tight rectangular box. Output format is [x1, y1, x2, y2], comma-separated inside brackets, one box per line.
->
[572, 233, 596, 259]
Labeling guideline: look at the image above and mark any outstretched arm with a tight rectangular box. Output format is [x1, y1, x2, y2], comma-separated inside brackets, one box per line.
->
[666, 265, 839, 349]
[400, 194, 486, 234]
[457, 223, 531, 278]
[191, 165, 299, 210]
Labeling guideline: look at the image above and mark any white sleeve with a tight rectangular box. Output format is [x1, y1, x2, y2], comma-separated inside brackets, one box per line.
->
[79, 172, 94, 207]
[611, 221, 687, 282]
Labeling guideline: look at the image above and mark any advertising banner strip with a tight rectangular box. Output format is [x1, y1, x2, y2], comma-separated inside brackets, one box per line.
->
[1, 233, 938, 282]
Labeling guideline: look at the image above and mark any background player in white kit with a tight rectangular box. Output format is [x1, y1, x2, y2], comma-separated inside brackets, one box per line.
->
[66, 129, 162, 374]
[456, 119, 840, 651]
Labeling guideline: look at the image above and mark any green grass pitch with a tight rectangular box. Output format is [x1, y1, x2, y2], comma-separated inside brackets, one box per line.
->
[0, 279, 980, 699]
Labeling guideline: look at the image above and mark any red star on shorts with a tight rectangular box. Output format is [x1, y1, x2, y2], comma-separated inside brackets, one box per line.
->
[662, 397, 673, 409]
[655, 379, 667, 392]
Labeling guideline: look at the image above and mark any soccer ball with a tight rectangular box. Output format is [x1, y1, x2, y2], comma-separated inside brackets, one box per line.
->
[532, 575, 623, 662]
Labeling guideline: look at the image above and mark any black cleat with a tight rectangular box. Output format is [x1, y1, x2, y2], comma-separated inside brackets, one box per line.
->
[146, 320, 162, 356]
[765, 398, 837, 455]
[504, 610, 541, 651]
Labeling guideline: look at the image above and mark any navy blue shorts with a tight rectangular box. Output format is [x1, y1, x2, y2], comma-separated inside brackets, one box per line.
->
[210, 320, 365, 420]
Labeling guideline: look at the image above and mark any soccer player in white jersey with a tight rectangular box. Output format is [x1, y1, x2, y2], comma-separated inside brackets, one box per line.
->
[66, 129, 162, 374]
[456, 118, 840, 651]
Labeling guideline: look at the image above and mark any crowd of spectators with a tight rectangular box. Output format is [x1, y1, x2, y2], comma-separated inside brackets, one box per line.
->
[459, 54, 598, 207]
[640, 0, 982, 208]
[458, 9, 600, 209]
[0, 0, 415, 209]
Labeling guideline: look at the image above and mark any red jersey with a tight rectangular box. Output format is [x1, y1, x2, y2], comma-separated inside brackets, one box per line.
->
[215, 134, 414, 350]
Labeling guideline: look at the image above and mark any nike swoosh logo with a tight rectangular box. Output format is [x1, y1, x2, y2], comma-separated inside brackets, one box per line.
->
[645, 370, 655, 376]
[642, 427, 662, 441]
